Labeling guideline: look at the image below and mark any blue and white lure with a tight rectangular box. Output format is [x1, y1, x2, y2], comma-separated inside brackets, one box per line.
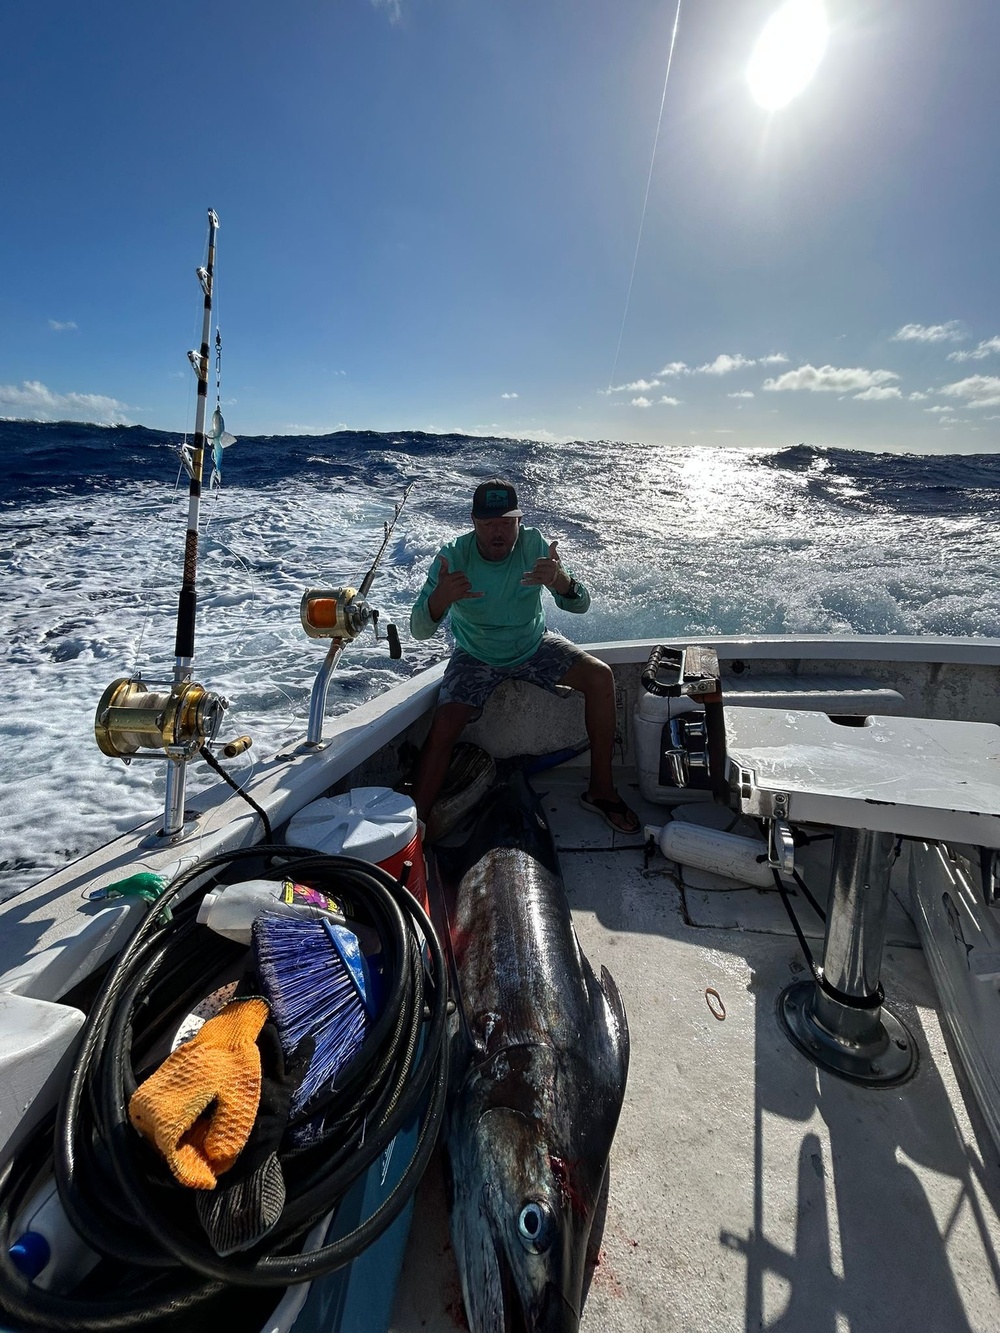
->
[208, 405, 237, 488]
[208, 327, 236, 488]
[179, 326, 236, 485]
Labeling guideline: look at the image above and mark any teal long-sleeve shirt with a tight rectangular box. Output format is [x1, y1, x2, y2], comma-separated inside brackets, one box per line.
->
[409, 527, 591, 668]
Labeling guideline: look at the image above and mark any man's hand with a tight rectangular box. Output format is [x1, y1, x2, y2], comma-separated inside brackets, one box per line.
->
[521, 541, 569, 593]
[428, 555, 484, 621]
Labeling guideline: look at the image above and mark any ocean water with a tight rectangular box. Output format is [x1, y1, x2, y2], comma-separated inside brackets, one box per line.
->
[2, 420, 999, 898]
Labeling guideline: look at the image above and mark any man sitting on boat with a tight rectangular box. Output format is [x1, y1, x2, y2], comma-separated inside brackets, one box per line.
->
[409, 478, 640, 835]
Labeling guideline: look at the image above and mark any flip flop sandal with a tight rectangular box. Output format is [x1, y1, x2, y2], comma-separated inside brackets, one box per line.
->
[579, 792, 641, 835]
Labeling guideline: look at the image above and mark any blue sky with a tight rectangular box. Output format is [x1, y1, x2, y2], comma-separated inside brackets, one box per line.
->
[1, 0, 998, 453]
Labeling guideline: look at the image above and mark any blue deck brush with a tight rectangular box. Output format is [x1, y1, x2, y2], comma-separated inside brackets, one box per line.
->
[252, 910, 381, 1115]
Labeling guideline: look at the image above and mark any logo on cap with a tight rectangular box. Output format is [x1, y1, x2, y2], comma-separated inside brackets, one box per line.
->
[472, 479, 522, 519]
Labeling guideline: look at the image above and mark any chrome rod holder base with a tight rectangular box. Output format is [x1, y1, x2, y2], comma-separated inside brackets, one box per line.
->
[778, 980, 917, 1087]
[777, 825, 917, 1087]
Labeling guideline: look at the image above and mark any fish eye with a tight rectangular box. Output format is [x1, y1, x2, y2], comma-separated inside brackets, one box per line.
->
[516, 1200, 552, 1253]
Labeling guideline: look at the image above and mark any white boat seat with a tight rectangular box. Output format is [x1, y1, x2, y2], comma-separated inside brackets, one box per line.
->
[722, 672, 905, 715]
[724, 707, 1000, 847]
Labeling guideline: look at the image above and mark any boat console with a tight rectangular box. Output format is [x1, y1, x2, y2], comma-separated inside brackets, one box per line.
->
[638, 644, 1000, 1087]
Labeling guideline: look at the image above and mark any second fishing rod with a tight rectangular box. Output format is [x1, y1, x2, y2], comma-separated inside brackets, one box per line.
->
[299, 482, 415, 746]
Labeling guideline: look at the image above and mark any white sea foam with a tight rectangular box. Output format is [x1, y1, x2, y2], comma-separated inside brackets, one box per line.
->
[1, 446, 997, 897]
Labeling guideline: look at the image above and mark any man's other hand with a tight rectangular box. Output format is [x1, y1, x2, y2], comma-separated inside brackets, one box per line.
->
[521, 541, 567, 591]
[430, 556, 484, 618]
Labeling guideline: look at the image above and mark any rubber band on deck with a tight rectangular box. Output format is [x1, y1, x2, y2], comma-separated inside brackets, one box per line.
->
[705, 988, 726, 1021]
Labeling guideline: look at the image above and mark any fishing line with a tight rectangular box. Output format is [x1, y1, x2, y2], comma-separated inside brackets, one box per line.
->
[130, 375, 217, 678]
[128, 504, 181, 676]
[176, 233, 207, 472]
[607, 0, 684, 392]
[128, 484, 195, 676]
[134, 226, 233, 678]
[182, 225, 212, 431]
[196, 517, 260, 658]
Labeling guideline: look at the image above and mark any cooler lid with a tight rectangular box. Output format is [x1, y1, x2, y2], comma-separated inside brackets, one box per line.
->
[285, 787, 417, 863]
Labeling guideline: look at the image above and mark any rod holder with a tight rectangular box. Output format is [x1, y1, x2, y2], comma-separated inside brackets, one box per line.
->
[305, 640, 346, 746]
[778, 826, 917, 1086]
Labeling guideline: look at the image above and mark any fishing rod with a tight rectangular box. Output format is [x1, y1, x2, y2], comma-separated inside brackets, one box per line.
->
[175, 208, 219, 670]
[359, 484, 413, 597]
[94, 210, 229, 837]
[300, 483, 414, 746]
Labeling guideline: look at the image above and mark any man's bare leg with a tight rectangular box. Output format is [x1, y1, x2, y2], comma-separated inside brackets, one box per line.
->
[412, 701, 478, 823]
[558, 654, 639, 832]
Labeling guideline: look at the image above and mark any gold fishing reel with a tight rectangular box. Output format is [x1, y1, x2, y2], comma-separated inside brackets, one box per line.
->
[95, 677, 229, 761]
[300, 587, 372, 641]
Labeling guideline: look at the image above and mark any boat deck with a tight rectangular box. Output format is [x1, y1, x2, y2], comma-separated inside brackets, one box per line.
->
[391, 766, 1000, 1333]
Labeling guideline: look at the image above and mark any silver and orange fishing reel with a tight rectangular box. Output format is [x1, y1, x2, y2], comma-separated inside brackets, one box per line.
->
[300, 586, 401, 746]
[300, 585, 401, 654]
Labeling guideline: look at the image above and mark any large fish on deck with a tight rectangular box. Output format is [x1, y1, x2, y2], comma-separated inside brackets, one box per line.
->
[432, 774, 630, 1333]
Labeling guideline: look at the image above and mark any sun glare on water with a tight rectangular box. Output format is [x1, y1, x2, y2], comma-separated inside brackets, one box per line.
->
[747, 0, 829, 110]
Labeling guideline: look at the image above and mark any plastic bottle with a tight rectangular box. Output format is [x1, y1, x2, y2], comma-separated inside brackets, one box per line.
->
[9, 1178, 100, 1291]
[196, 879, 347, 945]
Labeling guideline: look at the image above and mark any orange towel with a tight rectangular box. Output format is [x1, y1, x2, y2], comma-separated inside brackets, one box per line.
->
[129, 997, 269, 1189]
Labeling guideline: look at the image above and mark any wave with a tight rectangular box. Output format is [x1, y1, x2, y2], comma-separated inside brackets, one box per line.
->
[2, 420, 999, 899]
[756, 441, 1000, 515]
[5, 420, 999, 515]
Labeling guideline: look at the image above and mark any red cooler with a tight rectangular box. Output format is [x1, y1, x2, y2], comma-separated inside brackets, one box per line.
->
[285, 787, 428, 911]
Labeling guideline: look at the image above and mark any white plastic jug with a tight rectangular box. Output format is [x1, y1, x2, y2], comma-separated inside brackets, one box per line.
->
[196, 879, 346, 945]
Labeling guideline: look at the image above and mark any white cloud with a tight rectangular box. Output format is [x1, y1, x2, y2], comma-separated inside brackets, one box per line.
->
[603, 378, 662, 395]
[500, 391, 519, 399]
[938, 375, 1000, 409]
[690, 352, 788, 375]
[854, 386, 902, 401]
[728, 390, 755, 399]
[653, 353, 786, 379]
[658, 396, 680, 406]
[370, 0, 402, 21]
[762, 364, 900, 393]
[947, 336, 1000, 363]
[631, 396, 652, 407]
[891, 321, 964, 343]
[48, 319, 77, 332]
[924, 405, 952, 414]
[0, 380, 131, 424]
[908, 391, 929, 401]
[695, 353, 754, 375]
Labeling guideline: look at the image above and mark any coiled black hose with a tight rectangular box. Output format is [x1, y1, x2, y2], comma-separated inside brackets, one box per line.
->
[0, 845, 449, 1331]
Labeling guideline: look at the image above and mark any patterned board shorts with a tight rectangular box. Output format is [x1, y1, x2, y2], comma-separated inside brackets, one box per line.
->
[438, 632, 590, 714]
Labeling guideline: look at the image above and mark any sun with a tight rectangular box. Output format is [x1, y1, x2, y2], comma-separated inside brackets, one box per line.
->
[747, 0, 830, 111]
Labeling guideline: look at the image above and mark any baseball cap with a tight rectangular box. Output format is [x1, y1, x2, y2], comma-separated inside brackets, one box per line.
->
[471, 479, 522, 519]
